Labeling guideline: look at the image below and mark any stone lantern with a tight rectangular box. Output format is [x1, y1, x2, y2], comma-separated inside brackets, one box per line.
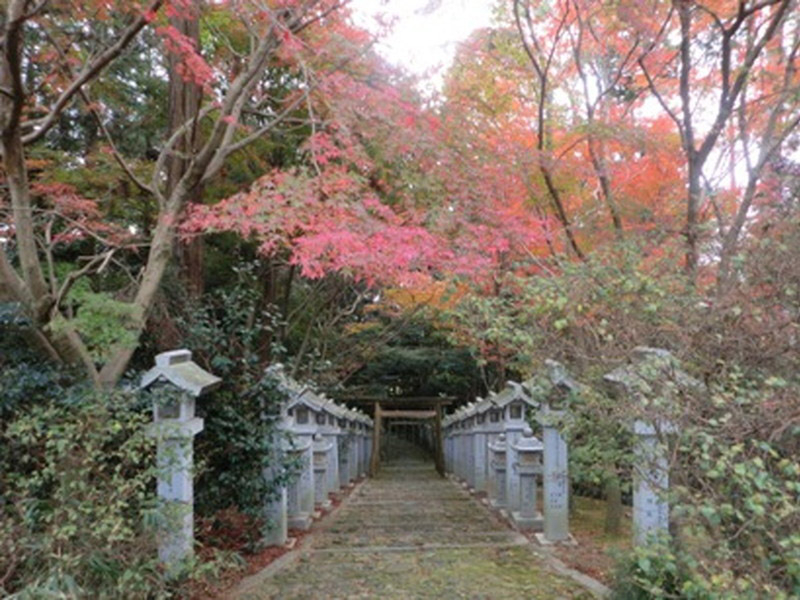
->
[285, 390, 322, 530]
[492, 381, 538, 514]
[141, 349, 221, 573]
[527, 359, 577, 544]
[488, 433, 507, 510]
[510, 426, 544, 531]
[604, 346, 692, 546]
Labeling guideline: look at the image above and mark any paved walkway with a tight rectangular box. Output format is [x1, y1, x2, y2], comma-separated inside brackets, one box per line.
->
[233, 437, 594, 599]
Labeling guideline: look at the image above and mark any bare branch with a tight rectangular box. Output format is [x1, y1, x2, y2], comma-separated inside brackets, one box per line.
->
[22, 0, 165, 145]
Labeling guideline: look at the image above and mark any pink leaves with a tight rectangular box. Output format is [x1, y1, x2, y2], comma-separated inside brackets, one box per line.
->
[156, 24, 215, 89]
[30, 183, 130, 246]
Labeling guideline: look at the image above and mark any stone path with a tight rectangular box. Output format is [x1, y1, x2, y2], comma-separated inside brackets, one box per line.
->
[232, 437, 594, 599]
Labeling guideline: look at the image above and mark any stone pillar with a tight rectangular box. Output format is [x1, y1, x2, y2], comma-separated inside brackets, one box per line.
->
[447, 430, 454, 474]
[153, 419, 203, 569]
[360, 421, 369, 477]
[320, 408, 341, 497]
[337, 417, 351, 488]
[365, 421, 373, 475]
[313, 433, 333, 511]
[443, 428, 451, 473]
[473, 411, 489, 492]
[504, 419, 526, 513]
[465, 418, 476, 489]
[348, 420, 360, 481]
[453, 428, 461, 479]
[460, 420, 469, 485]
[484, 409, 503, 499]
[262, 419, 288, 547]
[633, 420, 672, 546]
[541, 407, 570, 542]
[603, 347, 691, 546]
[511, 427, 544, 531]
[287, 432, 314, 530]
[488, 434, 507, 510]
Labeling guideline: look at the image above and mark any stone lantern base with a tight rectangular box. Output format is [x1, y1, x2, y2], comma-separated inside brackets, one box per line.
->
[288, 513, 313, 531]
[511, 510, 544, 532]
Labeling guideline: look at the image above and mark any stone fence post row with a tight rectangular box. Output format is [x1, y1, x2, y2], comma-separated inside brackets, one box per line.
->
[444, 350, 690, 548]
[141, 353, 373, 574]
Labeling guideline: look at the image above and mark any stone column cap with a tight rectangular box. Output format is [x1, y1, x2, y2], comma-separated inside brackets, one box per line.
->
[141, 349, 222, 397]
[512, 428, 544, 451]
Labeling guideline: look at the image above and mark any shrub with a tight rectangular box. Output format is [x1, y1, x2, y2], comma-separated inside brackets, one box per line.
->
[0, 387, 166, 598]
[612, 376, 800, 599]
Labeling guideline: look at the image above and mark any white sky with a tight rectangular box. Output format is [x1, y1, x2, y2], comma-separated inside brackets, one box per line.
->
[349, 0, 494, 88]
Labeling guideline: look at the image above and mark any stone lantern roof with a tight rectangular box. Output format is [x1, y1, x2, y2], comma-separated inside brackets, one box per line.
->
[141, 349, 221, 397]
[603, 346, 701, 401]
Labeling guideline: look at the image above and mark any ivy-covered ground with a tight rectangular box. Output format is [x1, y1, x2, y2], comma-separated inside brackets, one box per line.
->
[229, 439, 597, 599]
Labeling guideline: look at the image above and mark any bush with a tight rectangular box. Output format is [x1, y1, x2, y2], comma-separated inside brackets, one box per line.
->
[0, 387, 166, 599]
[194, 374, 298, 551]
[611, 376, 800, 599]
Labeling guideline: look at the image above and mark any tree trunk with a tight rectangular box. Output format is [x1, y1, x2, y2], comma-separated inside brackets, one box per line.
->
[98, 192, 185, 387]
[604, 471, 623, 536]
[167, 2, 205, 297]
[685, 157, 701, 279]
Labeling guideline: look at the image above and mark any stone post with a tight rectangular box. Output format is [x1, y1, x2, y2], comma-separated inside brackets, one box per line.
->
[633, 420, 673, 545]
[530, 360, 576, 544]
[447, 426, 454, 475]
[319, 400, 342, 497]
[472, 408, 489, 493]
[511, 427, 544, 531]
[337, 416, 351, 488]
[313, 433, 333, 511]
[484, 407, 503, 500]
[465, 411, 476, 489]
[541, 407, 570, 542]
[488, 434, 507, 510]
[360, 420, 368, 477]
[348, 416, 360, 481]
[451, 423, 461, 479]
[364, 418, 373, 476]
[153, 419, 202, 570]
[603, 347, 692, 546]
[504, 403, 527, 513]
[141, 349, 221, 574]
[262, 416, 289, 547]
[442, 422, 452, 473]
[286, 417, 315, 530]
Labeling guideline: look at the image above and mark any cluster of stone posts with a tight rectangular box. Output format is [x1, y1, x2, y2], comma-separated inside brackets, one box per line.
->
[140, 346, 688, 574]
[442, 364, 577, 545]
[264, 365, 373, 545]
[140, 353, 373, 574]
[443, 352, 691, 548]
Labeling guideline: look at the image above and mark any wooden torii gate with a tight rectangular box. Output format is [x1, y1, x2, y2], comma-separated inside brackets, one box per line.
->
[342, 396, 454, 477]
